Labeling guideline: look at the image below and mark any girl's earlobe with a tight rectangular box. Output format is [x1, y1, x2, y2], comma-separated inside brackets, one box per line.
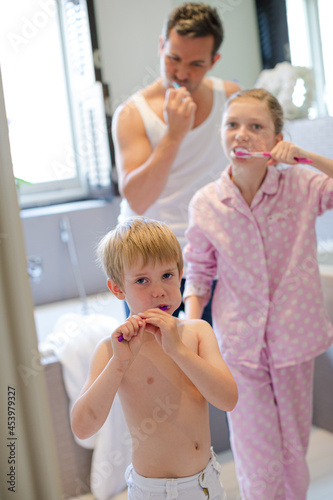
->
[275, 132, 283, 144]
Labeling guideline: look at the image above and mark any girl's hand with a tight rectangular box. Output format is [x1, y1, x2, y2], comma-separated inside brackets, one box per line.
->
[138, 308, 182, 355]
[111, 315, 145, 362]
[268, 141, 311, 166]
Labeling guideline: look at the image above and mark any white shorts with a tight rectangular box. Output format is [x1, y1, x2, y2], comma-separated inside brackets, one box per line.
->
[125, 449, 226, 499]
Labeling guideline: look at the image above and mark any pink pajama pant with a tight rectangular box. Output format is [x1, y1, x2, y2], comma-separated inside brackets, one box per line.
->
[227, 347, 314, 500]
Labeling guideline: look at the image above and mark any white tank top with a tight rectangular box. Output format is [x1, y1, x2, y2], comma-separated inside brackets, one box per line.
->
[115, 77, 228, 254]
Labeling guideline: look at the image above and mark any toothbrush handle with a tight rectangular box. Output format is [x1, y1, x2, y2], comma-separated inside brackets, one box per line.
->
[263, 153, 312, 163]
[294, 157, 313, 164]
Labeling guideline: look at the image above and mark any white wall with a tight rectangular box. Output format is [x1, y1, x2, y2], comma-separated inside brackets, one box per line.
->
[93, 0, 262, 113]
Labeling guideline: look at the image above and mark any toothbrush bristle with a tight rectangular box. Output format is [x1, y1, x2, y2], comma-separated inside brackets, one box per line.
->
[233, 151, 271, 158]
[231, 151, 250, 158]
[234, 151, 251, 157]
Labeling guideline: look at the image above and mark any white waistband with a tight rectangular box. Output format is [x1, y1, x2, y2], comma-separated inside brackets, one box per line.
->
[125, 449, 221, 492]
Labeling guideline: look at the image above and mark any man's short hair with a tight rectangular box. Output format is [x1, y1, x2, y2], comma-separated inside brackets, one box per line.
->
[162, 2, 224, 57]
[97, 217, 184, 289]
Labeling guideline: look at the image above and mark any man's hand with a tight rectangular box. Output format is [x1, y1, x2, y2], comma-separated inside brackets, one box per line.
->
[163, 87, 197, 141]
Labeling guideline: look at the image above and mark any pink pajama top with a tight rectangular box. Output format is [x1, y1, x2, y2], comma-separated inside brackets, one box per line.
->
[184, 164, 333, 368]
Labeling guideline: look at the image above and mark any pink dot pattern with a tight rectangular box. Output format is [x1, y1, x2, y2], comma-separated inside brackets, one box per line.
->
[227, 351, 314, 499]
[184, 165, 333, 368]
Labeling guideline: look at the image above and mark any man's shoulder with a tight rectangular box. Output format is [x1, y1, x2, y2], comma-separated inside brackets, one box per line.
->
[141, 78, 165, 99]
[112, 98, 147, 139]
[140, 79, 166, 116]
[204, 76, 239, 94]
[223, 80, 241, 98]
[113, 98, 141, 124]
[113, 79, 164, 127]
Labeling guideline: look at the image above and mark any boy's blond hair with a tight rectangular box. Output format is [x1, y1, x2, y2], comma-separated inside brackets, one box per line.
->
[97, 217, 184, 289]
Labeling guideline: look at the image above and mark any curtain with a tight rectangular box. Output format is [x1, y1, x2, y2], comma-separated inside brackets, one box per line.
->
[61, 0, 114, 198]
[0, 67, 63, 500]
[255, 0, 291, 69]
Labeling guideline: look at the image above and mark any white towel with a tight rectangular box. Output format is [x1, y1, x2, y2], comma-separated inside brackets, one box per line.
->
[40, 313, 131, 499]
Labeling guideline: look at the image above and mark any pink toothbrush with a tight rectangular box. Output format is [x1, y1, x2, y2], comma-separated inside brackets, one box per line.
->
[118, 306, 169, 341]
[231, 151, 312, 164]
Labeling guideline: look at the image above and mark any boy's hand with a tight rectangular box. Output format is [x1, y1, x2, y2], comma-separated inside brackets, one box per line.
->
[138, 309, 182, 355]
[111, 315, 145, 362]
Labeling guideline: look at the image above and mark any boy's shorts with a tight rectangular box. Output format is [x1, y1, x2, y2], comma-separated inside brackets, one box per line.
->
[125, 449, 226, 499]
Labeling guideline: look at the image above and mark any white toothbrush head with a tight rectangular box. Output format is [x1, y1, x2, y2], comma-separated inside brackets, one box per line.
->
[231, 150, 271, 159]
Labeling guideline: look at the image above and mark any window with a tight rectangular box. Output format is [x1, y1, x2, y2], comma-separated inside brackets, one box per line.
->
[285, 0, 333, 255]
[0, 0, 111, 208]
[286, 0, 333, 116]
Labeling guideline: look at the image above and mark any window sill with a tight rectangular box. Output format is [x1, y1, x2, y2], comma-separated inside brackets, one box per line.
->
[20, 198, 115, 219]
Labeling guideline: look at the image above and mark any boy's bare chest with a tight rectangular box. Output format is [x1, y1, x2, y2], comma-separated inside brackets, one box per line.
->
[119, 342, 202, 415]
[124, 346, 187, 393]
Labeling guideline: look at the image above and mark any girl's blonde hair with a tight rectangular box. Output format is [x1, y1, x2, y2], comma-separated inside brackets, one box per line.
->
[225, 88, 284, 135]
[97, 217, 183, 289]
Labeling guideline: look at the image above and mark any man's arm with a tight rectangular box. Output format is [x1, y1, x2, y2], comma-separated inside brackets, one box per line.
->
[113, 87, 196, 214]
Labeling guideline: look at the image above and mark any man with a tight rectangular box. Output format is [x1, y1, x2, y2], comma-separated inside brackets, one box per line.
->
[112, 2, 241, 321]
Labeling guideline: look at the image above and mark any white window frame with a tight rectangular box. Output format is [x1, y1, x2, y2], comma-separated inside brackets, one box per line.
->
[1, 0, 111, 209]
[286, 0, 331, 117]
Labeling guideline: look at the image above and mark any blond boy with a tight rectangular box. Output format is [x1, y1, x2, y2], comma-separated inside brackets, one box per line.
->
[71, 217, 237, 499]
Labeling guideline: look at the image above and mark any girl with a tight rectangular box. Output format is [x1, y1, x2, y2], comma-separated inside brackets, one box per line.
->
[183, 88, 333, 500]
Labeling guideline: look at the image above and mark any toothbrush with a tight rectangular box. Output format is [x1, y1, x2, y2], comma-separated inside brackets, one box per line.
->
[118, 306, 169, 341]
[231, 151, 312, 164]
[172, 82, 181, 89]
